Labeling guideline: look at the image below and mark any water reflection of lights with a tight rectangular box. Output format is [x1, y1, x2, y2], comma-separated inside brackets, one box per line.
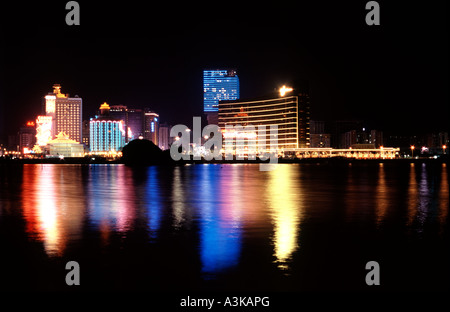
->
[416, 163, 430, 231]
[266, 165, 302, 271]
[146, 166, 161, 239]
[375, 163, 388, 225]
[198, 165, 242, 276]
[172, 166, 186, 229]
[22, 165, 85, 256]
[438, 163, 448, 231]
[406, 163, 448, 234]
[407, 163, 418, 226]
[87, 165, 136, 240]
[36, 170, 59, 255]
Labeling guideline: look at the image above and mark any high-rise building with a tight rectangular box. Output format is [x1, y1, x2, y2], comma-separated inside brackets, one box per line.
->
[204, 69, 239, 124]
[310, 120, 331, 148]
[331, 120, 363, 148]
[342, 128, 383, 148]
[218, 85, 311, 150]
[44, 84, 82, 143]
[90, 102, 125, 153]
[144, 109, 159, 145]
[108, 105, 145, 141]
[19, 122, 36, 153]
[158, 123, 170, 150]
[109, 105, 128, 141]
[127, 108, 144, 140]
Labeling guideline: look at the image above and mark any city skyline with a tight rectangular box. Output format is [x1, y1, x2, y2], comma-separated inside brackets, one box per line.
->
[0, 1, 448, 142]
[0, 1, 449, 297]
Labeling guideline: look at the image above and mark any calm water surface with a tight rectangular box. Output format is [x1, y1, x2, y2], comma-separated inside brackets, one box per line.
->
[0, 162, 448, 291]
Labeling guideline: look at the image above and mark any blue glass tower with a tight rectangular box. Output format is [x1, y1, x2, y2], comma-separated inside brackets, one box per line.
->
[203, 69, 240, 113]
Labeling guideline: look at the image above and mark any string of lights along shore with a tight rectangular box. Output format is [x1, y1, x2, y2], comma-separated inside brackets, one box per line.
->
[3, 69, 449, 159]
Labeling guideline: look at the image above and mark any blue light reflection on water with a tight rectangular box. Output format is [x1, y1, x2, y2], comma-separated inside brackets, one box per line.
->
[145, 166, 162, 240]
[197, 165, 242, 277]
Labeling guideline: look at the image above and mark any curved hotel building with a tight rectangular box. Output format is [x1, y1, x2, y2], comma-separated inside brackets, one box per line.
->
[89, 102, 126, 153]
[218, 87, 310, 153]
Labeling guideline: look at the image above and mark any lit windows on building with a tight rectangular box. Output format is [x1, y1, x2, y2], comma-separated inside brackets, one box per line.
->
[89, 103, 125, 153]
[218, 88, 311, 151]
[44, 84, 82, 143]
[144, 109, 159, 145]
[203, 69, 240, 113]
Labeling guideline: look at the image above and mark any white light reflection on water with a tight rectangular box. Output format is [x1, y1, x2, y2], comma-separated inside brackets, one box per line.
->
[21, 164, 85, 256]
[172, 166, 186, 229]
[406, 162, 449, 235]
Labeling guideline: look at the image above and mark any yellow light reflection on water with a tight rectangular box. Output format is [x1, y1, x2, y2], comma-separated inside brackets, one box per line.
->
[407, 163, 418, 226]
[439, 163, 448, 231]
[266, 165, 302, 271]
[375, 163, 388, 225]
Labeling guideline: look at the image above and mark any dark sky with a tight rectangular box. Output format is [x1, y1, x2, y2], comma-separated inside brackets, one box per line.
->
[0, 0, 448, 142]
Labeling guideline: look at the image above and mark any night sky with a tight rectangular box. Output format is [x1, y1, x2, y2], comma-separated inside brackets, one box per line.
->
[0, 0, 448, 143]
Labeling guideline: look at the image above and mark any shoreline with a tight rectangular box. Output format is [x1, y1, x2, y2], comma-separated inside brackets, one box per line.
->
[1, 156, 448, 165]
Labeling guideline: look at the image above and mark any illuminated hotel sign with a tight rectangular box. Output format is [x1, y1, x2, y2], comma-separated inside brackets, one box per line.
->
[222, 128, 257, 140]
[279, 85, 293, 97]
[36, 115, 53, 146]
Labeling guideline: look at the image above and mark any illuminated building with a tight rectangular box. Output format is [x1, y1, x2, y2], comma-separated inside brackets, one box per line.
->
[19, 122, 36, 153]
[158, 123, 170, 150]
[127, 108, 144, 140]
[36, 115, 53, 146]
[144, 109, 159, 145]
[109, 105, 129, 141]
[45, 84, 82, 143]
[108, 105, 145, 141]
[204, 69, 240, 124]
[90, 102, 125, 153]
[47, 132, 84, 157]
[218, 86, 310, 152]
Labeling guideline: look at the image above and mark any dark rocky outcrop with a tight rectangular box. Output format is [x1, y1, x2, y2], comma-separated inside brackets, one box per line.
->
[122, 139, 177, 166]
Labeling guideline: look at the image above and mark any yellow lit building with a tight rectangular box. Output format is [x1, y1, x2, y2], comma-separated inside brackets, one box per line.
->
[45, 84, 82, 143]
[218, 87, 310, 152]
[47, 132, 84, 157]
